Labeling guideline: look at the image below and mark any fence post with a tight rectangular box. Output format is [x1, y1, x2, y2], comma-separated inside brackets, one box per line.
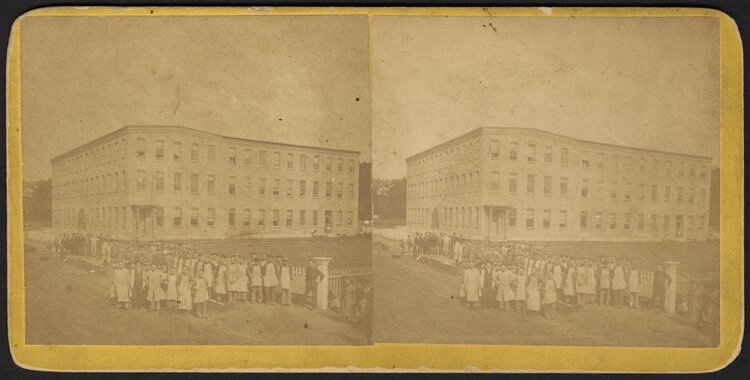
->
[662, 261, 679, 313]
[314, 257, 332, 310]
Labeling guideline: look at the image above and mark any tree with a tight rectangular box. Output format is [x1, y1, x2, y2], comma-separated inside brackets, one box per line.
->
[23, 178, 52, 227]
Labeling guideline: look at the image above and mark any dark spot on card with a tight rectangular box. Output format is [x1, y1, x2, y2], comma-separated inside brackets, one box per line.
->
[304, 323, 309, 328]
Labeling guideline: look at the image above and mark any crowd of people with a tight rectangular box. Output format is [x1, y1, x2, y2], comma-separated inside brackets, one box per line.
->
[402, 232, 718, 327]
[50, 232, 373, 325]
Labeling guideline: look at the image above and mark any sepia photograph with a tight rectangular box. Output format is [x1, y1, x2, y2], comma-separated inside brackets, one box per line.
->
[19, 14, 373, 345]
[371, 15, 721, 347]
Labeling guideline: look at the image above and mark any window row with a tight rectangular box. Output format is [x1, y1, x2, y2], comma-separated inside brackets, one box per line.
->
[53, 170, 127, 199]
[134, 172, 356, 200]
[166, 208, 355, 229]
[135, 138, 356, 173]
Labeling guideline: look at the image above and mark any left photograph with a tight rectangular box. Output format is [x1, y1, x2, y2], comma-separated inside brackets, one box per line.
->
[19, 14, 373, 345]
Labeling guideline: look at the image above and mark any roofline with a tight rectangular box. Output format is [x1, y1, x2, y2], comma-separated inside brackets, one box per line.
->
[406, 127, 712, 163]
[51, 125, 360, 164]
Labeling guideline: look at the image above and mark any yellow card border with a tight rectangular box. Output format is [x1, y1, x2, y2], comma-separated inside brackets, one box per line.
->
[6, 6, 744, 372]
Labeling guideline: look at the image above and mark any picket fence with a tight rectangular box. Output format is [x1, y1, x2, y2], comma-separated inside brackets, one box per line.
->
[288, 265, 372, 300]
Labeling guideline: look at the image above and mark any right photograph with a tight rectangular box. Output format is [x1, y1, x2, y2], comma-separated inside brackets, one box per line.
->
[371, 15, 720, 347]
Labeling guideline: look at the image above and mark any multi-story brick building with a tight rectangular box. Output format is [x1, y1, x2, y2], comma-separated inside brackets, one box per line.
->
[51, 125, 360, 240]
[406, 127, 712, 241]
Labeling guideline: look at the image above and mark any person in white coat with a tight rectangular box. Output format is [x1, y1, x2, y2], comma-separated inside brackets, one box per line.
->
[462, 261, 482, 310]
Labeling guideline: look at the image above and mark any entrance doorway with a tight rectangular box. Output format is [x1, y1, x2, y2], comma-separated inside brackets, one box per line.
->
[485, 207, 508, 240]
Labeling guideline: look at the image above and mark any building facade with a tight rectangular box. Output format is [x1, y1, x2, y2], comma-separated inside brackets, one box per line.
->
[51, 125, 360, 240]
[406, 127, 712, 242]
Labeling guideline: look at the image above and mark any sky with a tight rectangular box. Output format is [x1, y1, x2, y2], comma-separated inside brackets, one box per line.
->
[20, 15, 371, 180]
[371, 16, 720, 179]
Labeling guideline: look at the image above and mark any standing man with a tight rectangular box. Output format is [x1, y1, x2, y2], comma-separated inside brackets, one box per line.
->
[304, 260, 325, 308]
[652, 264, 673, 312]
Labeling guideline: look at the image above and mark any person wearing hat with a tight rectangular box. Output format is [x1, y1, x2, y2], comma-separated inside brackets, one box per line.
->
[279, 257, 292, 305]
[249, 259, 263, 303]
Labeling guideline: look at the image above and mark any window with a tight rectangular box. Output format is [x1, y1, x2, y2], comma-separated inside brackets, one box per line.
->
[244, 149, 252, 166]
[299, 210, 306, 225]
[653, 159, 660, 175]
[300, 154, 307, 170]
[610, 182, 617, 199]
[258, 178, 266, 195]
[581, 179, 589, 197]
[136, 138, 146, 158]
[595, 212, 603, 229]
[207, 175, 215, 194]
[651, 185, 658, 201]
[689, 164, 696, 179]
[348, 159, 355, 173]
[208, 145, 216, 161]
[207, 208, 215, 226]
[190, 208, 199, 227]
[337, 211, 343, 225]
[507, 173, 518, 193]
[527, 143, 536, 162]
[173, 207, 182, 226]
[173, 142, 182, 161]
[272, 179, 280, 196]
[348, 183, 354, 198]
[286, 209, 293, 227]
[700, 165, 707, 180]
[154, 171, 164, 191]
[258, 209, 265, 226]
[489, 140, 500, 159]
[229, 176, 236, 195]
[526, 174, 535, 194]
[313, 155, 320, 170]
[244, 176, 252, 193]
[597, 153, 604, 169]
[612, 154, 619, 171]
[155, 208, 163, 227]
[544, 146, 553, 163]
[665, 185, 671, 203]
[650, 214, 657, 232]
[243, 209, 251, 226]
[638, 183, 645, 200]
[580, 211, 588, 229]
[347, 211, 354, 225]
[229, 147, 237, 165]
[337, 158, 343, 172]
[273, 151, 280, 167]
[259, 151, 267, 166]
[559, 210, 567, 228]
[624, 183, 631, 201]
[326, 157, 333, 171]
[663, 215, 671, 232]
[609, 213, 617, 230]
[544, 176, 552, 195]
[312, 210, 319, 226]
[326, 181, 332, 199]
[526, 209, 535, 228]
[508, 209, 517, 227]
[638, 214, 644, 231]
[581, 150, 590, 168]
[300, 180, 307, 197]
[228, 208, 236, 226]
[665, 161, 672, 176]
[136, 170, 146, 191]
[677, 186, 683, 202]
[560, 177, 568, 197]
[155, 140, 164, 159]
[191, 143, 199, 162]
[272, 209, 280, 226]
[287, 153, 294, 169]
[624, 213, 631, 230]
[509, 142, 518, 161]
[675, 215, 684, 237]
[313, 181, 319, 198]
[543, 210, 551, 229]
[561, 148, 569, 167]
[173, 173, 182, 192]
[490, 172, 500, 191]
[190, 173, 199, 193]
[678, 162, 685, 177]
[286, 179, 293, 197]
[625, 156, 633, 173]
